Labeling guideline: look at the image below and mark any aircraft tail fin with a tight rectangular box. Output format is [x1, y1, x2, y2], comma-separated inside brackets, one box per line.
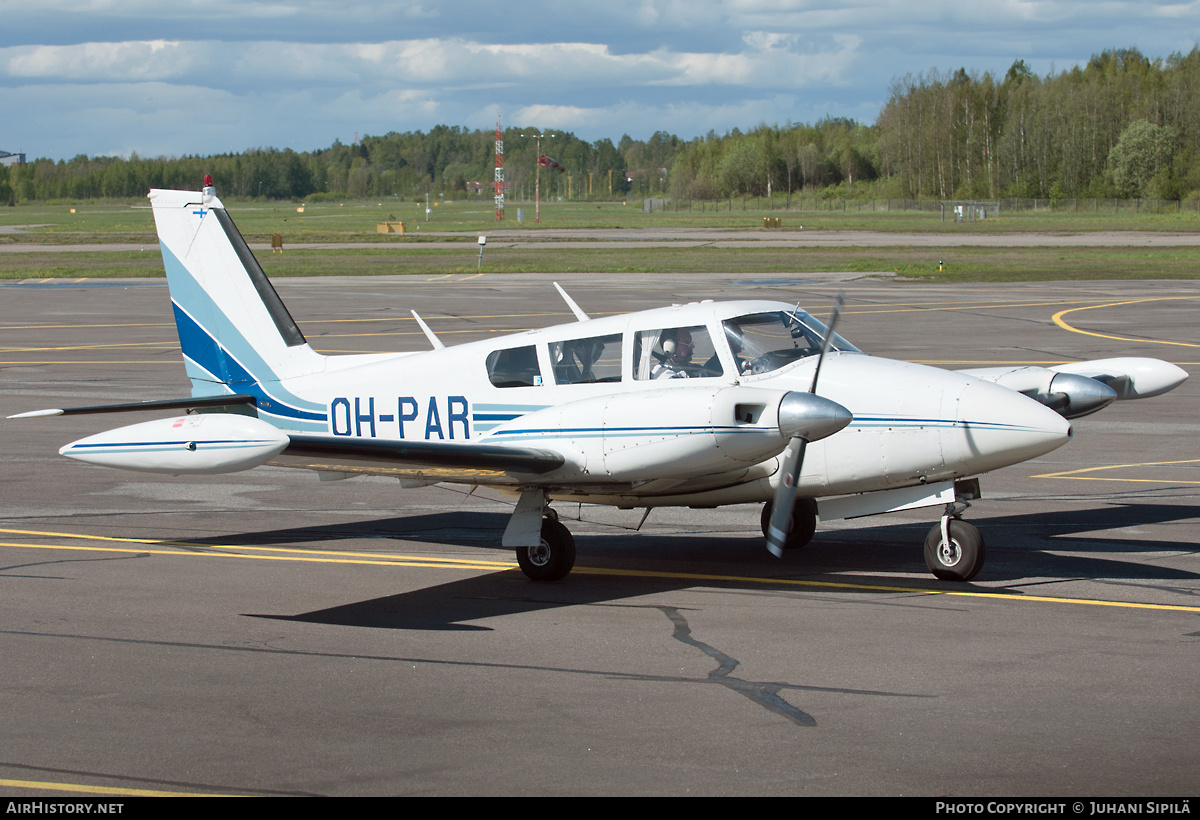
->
[149, 183, 327, 430]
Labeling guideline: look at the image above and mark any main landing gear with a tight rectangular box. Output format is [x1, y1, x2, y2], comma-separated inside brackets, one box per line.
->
[507, 491, 576, 582]
[759, 498, 817, 550]
[515, 512, 576, 582]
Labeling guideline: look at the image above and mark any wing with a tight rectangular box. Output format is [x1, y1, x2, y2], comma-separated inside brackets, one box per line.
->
[272, 434, 566, 483]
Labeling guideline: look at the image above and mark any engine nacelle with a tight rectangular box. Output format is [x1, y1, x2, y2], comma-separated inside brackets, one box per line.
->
[60, 413, 290, 474]
[959, 358, 1187, 419]
[484, 385, 811, 482]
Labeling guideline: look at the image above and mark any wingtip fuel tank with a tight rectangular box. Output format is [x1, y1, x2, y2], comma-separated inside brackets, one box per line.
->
[60, 414, 290, 475]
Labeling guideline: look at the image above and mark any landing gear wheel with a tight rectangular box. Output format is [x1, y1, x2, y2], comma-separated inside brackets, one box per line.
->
[516, 518, 576, 582]
[760, 498, 818, 550]
[924, 519, 985, 582]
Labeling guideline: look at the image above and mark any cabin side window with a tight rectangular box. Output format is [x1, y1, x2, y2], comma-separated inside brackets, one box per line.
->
[632, 325, 724, 380]
[550, 333, 623, 384]
[485, 345, 543, 388]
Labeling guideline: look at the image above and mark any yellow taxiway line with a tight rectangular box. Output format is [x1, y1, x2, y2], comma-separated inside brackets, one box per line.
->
[0, 777, 233, 797]
[1033, 458, 1200, 484]
[2, 527, 1197, 614]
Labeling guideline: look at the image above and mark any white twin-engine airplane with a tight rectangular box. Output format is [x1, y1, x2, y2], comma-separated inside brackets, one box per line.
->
[11, 180, 1188, 583]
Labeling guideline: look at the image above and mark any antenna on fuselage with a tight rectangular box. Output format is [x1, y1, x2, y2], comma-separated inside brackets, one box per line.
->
[411, 310, 445, 350]
[553, 282, 589, 322]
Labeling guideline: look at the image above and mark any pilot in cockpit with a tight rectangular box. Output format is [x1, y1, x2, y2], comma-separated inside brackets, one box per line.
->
[652, 328, 695, 379]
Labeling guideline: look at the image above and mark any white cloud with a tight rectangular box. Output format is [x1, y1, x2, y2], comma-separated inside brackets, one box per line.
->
[3, 1, 1199, 158]
[6, 41, 191, 81]
[0, 36, 860, 90]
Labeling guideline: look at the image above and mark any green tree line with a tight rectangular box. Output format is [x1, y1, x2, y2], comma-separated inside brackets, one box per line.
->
[3, 46, 1198, 205]
[0, 125, 665, 204]
[876, 48, 1200, 199]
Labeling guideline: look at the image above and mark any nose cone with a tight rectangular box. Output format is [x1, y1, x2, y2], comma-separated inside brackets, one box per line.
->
[778, 391, 853, 442]
[952, 378, 1073, 472]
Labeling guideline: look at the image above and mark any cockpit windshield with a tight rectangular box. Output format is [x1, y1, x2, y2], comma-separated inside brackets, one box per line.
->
[723, 310, 860, 375]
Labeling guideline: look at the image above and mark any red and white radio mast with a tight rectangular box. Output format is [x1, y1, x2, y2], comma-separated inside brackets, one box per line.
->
[493, 117, 505, 221]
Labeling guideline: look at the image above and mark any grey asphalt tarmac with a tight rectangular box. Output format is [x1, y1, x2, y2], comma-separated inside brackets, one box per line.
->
[0, 272, 1197, 796]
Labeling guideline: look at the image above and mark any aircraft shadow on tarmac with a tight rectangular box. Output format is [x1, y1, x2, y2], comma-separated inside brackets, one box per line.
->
[178, 504, 1200, 632]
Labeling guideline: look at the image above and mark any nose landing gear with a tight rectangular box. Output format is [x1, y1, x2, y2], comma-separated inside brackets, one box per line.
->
[924, 502, 985, 582]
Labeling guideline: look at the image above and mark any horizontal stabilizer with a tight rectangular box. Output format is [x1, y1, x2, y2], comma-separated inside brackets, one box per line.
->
[10, 394, 257, 419]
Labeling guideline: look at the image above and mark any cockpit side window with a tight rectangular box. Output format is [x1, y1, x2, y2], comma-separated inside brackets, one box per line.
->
[551, 333, 623, 384]
[724, 311, 859, 375]
[632, 325, 724, 380]
[485, 345, 543, 388]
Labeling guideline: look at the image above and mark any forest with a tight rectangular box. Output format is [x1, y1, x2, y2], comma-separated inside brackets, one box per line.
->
[2, 47, 1198, 205]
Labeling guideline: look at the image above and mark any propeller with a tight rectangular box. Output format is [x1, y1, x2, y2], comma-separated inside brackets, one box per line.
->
[766, 293, 851, 557]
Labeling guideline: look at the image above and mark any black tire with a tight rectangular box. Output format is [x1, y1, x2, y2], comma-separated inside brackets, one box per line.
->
[516, 518, 576, 582]
[760, 498, 818, 550]
[924, 519, 985, 582]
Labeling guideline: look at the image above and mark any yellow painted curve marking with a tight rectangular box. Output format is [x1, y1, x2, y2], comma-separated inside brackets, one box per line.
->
[1052, 296, 1200, 348]
[2, 528, 1197, 613]
[1033, 458, 1200, 484]
[0, 777, 233, 797]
